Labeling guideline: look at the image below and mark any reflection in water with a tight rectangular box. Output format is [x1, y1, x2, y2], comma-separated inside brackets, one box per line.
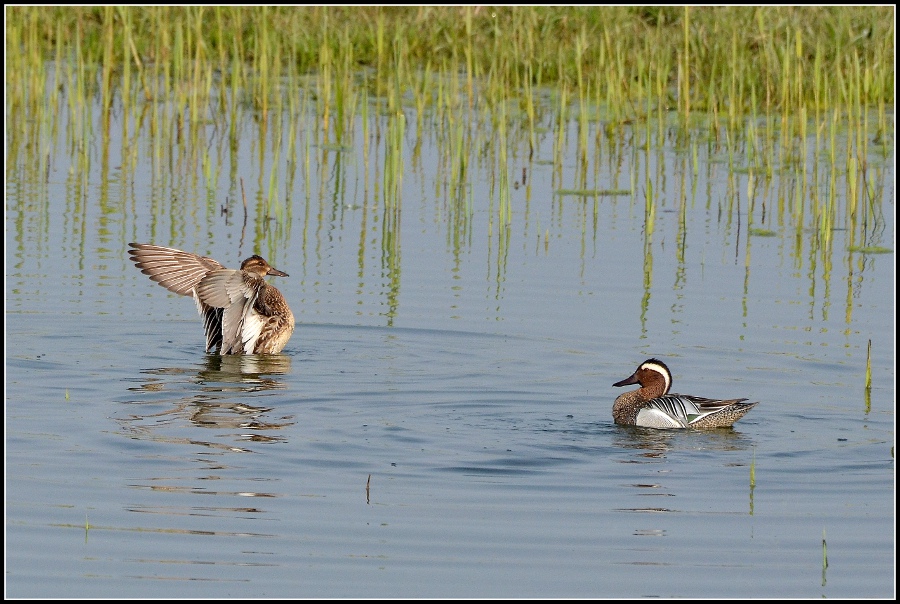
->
[613, 426, 756, 517]
[381, 113, 405, 326]
[115, 355, 295, 522]
[198, 353, 292, 391]
[613, 424, 755, 460]
[121, 354, 295, 446]
[639, 174, 657, 338]
[613, 426, 672, 460]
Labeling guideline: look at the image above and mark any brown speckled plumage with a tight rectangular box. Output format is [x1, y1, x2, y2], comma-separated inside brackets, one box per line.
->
[129, 243, 294, 354]
[612, 358, 757, 429]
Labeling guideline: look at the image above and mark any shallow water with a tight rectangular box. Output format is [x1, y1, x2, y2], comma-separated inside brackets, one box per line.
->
[5, 78, 895, 597]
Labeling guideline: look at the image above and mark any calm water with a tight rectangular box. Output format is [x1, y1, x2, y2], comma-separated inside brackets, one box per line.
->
[5, 75, 895, 597]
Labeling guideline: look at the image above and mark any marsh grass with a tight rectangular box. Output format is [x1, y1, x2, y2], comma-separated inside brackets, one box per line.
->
[749, 447, 756, 515]
[9, 7, 892, 140]
[6, 6, 893, 307]
[554, 188, 633, 197]
[864, 338, 873, 413]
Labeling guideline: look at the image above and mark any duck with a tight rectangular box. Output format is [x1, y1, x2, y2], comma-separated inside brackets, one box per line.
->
[612, 358, 757, 428]
[128, 243, 295, 355]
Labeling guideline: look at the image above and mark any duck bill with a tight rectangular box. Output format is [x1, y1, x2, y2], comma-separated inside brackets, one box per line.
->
[613, 372, 640, 388]
[267, 267, 289, 277]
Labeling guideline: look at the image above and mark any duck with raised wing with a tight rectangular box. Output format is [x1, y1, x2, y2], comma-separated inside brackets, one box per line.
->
[612, 358, 757, 428]
[128, 243, 295, 354]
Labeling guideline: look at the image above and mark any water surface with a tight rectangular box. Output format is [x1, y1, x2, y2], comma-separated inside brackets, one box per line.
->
[5, 76, 894, 597]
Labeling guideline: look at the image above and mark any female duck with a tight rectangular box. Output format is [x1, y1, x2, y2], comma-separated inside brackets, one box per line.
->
[129, 243, 294, 355]
[612, 358, 757, 428]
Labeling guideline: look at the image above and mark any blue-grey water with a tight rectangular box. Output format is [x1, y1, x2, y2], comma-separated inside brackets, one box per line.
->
[5, 74, 895, 597]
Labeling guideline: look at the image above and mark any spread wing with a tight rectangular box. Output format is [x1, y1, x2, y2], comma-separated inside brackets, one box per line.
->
[128, 243, 224, 296]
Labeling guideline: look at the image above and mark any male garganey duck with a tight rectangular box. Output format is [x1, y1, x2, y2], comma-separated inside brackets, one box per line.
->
[128, 243, 294, 354]
[612, 358, 757, 428]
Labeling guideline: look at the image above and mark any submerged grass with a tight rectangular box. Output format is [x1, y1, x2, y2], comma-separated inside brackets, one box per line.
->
[865, 338, 872, 390]
[554, 188, 632, 197]
[848, 245, 893, 254]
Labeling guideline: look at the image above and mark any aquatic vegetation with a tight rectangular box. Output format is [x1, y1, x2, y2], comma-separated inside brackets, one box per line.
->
[5, 6, 893, 333]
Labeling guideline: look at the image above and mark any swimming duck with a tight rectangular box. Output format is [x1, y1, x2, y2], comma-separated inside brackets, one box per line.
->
[612, 358, 757, 428]
[128, 243, 294, 354]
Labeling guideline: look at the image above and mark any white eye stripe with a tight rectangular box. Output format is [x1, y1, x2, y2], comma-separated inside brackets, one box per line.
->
[641, 361, 671, 394]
